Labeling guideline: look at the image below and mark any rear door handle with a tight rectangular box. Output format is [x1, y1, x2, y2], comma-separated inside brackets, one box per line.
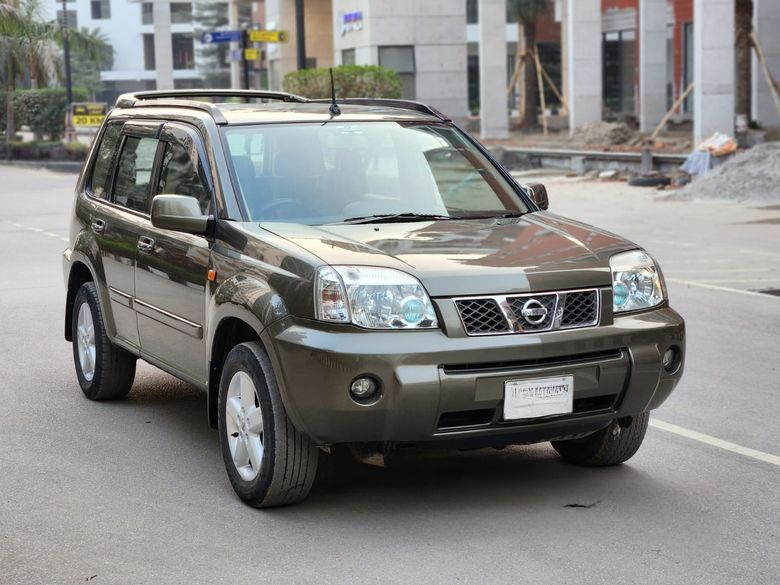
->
[91, 219, 105, 235]
[137, 236, 155, 255]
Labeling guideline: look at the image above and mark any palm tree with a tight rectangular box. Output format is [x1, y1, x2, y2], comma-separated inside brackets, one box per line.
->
[507, 0, 551, 129]
[1, 0, 111, 145]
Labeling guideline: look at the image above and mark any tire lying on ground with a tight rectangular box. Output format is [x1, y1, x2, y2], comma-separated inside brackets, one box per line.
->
[628, 174, 672, 187]
[551, 412, 650, 466]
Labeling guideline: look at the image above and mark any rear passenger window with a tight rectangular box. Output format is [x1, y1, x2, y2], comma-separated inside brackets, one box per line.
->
[158, 141, 210, 213]
[89, 123, 122, 199]
[113, 136, 159, 213]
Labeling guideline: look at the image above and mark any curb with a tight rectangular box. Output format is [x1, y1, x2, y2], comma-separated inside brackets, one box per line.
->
[0, 159, 83, 174]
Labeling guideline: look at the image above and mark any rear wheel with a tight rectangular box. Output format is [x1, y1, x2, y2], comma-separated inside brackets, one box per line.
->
[218, 342, 318, 508]
[551, 413, 649, 466]
[71, 282, 136, 400]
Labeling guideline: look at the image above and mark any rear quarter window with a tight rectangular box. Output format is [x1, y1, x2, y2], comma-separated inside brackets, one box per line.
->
[89, 123, 123, 199]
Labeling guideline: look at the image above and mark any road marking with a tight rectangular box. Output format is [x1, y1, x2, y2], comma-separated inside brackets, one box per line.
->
[691, 278, 780, 284]
[667, 278, 778, 299]
[650, 419, 780, 467]
[740, 248, 780, 259]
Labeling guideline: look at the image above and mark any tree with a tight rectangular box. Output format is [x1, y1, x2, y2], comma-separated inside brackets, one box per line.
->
[507, 0, 551, 129]
[69, 27, 113, 101]
[0, 0, 110, 145]
[735, 0, 753, 124]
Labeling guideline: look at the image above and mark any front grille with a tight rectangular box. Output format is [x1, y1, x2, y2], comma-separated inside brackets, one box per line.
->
[454, 289, 600, 336]
[454, 298, 509, 334]
[560, 290, 598, 328]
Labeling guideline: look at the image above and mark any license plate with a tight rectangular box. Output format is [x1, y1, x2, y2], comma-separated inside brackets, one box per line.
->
[503, 375, 574, 420]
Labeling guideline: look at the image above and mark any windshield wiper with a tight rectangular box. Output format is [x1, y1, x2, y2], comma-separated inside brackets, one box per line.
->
[340, 213, 454, 225]
[461, 211, 528, 220]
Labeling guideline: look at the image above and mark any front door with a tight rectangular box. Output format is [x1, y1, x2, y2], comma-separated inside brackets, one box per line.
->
[134, 122, 214, 384]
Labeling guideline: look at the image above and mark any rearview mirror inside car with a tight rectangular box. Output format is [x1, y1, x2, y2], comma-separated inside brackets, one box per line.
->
[150, 194, 211, 235]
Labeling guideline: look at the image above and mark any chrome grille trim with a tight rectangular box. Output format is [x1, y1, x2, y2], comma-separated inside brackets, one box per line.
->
[453, 288, 601, 336]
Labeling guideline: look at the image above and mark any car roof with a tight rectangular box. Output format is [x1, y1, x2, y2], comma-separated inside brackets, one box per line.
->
[114, 90, 449, 126]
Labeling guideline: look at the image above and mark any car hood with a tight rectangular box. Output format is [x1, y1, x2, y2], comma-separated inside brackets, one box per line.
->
[254, 212, 638, 297]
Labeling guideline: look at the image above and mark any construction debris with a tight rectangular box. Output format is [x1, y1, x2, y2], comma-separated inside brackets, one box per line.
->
[570, 122, 638, 148]
[679, 142, 780, 202]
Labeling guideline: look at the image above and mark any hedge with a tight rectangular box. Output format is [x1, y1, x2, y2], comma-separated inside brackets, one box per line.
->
[0, 141, 88, 161]
[282, 65, 402, 100]
[1, 87, 88, 141]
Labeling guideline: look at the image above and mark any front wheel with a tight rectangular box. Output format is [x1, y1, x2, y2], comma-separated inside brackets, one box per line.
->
[218, 342, 319, 508]
[71, 282, 136, 400]
[551, 413, 650, 466]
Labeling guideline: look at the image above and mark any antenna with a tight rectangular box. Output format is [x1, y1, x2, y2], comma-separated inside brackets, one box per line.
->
[328, 68, 341, 118]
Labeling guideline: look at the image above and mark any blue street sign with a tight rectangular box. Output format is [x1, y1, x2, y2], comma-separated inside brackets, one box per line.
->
[200, 30, 242, 44]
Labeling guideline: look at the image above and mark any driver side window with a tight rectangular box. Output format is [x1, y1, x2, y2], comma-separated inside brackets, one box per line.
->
[158, 141, 211, 214]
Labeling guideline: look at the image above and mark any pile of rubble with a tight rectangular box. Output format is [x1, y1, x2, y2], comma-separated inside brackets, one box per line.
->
[679, 142, 780, 202]
[570, 122, 639, 148]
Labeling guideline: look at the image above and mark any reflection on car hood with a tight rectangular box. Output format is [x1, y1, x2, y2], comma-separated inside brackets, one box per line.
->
[254, 212, 638, 296]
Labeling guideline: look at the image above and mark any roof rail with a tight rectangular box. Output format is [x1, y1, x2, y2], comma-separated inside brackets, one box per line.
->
[114, 90, 310, 124]
[310, 98, 450, 121]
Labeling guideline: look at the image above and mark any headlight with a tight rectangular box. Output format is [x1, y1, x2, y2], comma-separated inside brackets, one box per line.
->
[315, 266, 438, 329]
[610, 250, 665, 313]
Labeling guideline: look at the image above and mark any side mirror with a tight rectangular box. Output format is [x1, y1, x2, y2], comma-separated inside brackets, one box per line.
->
[525, 183, 549, 210]
[150, 194, 211, 235]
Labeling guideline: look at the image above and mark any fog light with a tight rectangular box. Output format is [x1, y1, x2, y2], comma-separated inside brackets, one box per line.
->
[662, 347, 679, 373]
[350, 376, 380, 403]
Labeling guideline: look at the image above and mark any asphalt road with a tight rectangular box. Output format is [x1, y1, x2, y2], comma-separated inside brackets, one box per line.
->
[0, 166, 777, 585]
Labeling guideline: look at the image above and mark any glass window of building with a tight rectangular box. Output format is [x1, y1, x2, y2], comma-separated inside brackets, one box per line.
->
[143, 34, 155, 70]
[141, 2, 153, 25]
[466, 0, 478, 24]
[378, 46, 415, 99]
[602, 30, 636, 115]
[172, 33, 195, 70]
[342, 49, 356, 66]
[170, 3, 193, 24]
[91, 0, 110, 20]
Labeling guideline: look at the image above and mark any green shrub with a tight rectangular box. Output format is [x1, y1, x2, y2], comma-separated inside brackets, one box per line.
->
[0, 140, 88, 161]
[0, 87, 88, 140]
[282, 65, 402, 99]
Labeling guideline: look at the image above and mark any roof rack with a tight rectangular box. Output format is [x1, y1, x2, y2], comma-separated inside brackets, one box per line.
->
[310, 97, 450, 121]
[115, 90, 310, 124]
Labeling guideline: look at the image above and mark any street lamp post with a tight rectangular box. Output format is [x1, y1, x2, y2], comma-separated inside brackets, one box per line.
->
[295, 0, 306, 70]
[60, 0, 75, 142]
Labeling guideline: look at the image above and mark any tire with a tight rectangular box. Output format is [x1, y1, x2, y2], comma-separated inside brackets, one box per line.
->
[551, 412, 650, 466]
[218, 342, 319, 508]
[628, 174, 671, 188]
[71, 282, 137, 400]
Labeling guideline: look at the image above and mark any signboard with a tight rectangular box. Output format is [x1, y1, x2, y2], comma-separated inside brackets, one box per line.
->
[71, 103, 107, 127]
[243, 48, 260, 61]
[339, 11, 363, 36]
[248, 30, 288, 43]
[200, 30, 241, 44]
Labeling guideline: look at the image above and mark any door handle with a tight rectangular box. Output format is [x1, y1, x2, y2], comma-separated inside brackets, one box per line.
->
[137, 236, 155, 255]
[91, 219, 105, 235]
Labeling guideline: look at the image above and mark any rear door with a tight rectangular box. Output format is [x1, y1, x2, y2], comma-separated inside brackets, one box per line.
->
[99, 121, 163, 349]
[134, 122, 213, 384]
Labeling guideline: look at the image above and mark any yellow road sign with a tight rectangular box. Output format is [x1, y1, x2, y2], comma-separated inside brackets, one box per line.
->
[72, 115, 106, 127]
[243, 48, 260, 61]
[248, 30, 288, 43]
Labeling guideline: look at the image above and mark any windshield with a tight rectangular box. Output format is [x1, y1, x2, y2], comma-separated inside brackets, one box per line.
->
[222, 121, 529, 224]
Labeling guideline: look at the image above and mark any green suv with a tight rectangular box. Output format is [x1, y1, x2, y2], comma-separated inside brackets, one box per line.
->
[63, 90, 685, 507]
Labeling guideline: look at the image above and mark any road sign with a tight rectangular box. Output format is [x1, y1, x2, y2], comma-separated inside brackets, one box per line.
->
[248, 30, 288, 43]
[200, 30, 241, 44]
[243, 48, 260, 61]
[71, 103, 107, 127]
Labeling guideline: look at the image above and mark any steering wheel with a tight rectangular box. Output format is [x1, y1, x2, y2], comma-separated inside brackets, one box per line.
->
[256, 198, 312, 220]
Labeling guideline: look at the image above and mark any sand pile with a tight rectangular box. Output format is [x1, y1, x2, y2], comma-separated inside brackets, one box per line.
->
[570, 122, 637, 147]
[680, 142, 780, 202]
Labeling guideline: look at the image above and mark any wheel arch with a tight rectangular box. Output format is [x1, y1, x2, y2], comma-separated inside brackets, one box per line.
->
[65, 260, 97, 341]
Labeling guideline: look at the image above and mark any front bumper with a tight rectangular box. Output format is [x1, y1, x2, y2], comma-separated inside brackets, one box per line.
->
[263, 307, 685, 446]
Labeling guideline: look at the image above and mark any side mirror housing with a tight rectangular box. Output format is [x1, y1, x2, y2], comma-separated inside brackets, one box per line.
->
[525, 183, 549, 210]
[150, 194, 211, 235]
